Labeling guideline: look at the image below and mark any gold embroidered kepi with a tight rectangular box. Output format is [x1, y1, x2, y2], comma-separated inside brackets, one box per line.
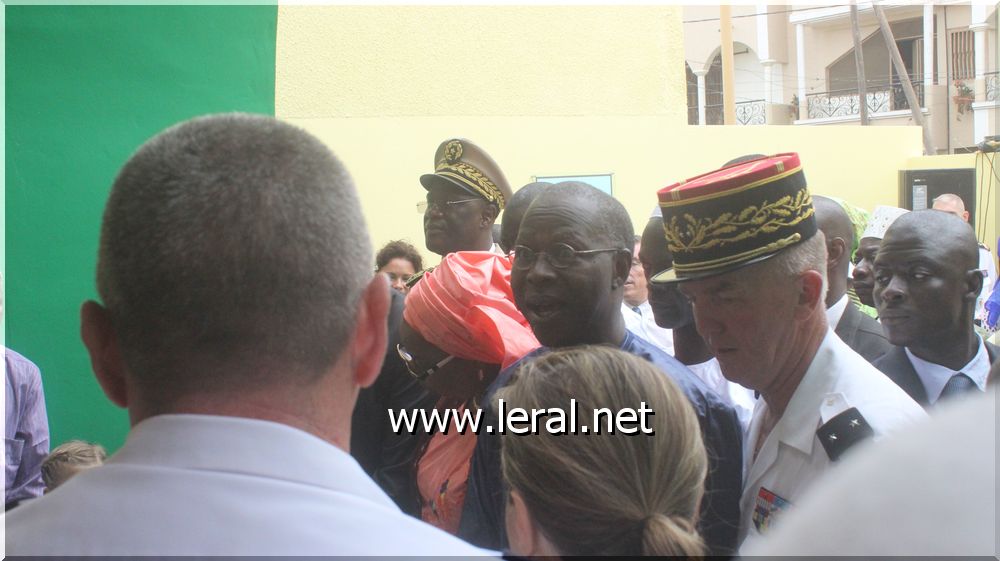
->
[419, 138, 513, 210]
[651, 153, 816, 283]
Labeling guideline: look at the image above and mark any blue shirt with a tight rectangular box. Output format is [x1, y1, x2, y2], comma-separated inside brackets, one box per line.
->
[458, 330, 744, 555]
[5, 347, 49, 508]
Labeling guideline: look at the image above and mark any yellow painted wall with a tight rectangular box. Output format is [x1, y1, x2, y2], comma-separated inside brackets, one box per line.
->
[276, 6, 687, 118]
[276, 6, 924, 268]
[285, 115, 923, 266]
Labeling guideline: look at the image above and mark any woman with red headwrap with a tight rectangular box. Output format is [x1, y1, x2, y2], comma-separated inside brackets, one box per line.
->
[400, 251, 539, 535]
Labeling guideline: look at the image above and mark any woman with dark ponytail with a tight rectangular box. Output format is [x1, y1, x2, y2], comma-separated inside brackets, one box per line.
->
[499, 346, 707, 557]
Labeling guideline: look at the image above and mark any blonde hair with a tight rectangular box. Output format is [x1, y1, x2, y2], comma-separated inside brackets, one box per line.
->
[499, 346, 707, 556]
[41, 440, 107, 491]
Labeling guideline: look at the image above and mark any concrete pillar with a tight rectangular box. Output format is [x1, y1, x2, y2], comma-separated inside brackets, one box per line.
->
[796, 24, 806, 120]
[695, 69, 708, 126]
[971, 3, 990, 144]
[923, 4, 933, 92]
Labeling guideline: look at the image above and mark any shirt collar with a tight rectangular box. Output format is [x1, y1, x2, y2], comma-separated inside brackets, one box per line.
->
[905, 337, 990, 404]
[769, 330, 842, 455]
[825, 294, 849, 329]
[110, 414, 397, 509]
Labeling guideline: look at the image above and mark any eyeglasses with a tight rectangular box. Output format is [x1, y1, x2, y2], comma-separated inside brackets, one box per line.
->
[416, 198, 482, 215]
[512, 243, 627, 270]
[396, 343, 455, 381]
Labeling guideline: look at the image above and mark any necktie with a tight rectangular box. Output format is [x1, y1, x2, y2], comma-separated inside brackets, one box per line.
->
[631, 306, 641, 315]
[939, 373, 977, 401]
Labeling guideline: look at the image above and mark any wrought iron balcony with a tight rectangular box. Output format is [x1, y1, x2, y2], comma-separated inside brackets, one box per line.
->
[806, 82, 924, 120]
[704, 99, 767, 125]
[986, 72, 998, 102]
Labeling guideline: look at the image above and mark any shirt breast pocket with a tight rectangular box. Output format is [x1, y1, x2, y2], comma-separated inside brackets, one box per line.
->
[5, 437, 25, 485]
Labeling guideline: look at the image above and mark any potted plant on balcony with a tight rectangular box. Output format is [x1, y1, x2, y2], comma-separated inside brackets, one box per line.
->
[953, 80, 974, 114]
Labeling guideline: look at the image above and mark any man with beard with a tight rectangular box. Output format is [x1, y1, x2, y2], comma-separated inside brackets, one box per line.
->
[873, 210, 999, 407]
[459, 182, 744, 556]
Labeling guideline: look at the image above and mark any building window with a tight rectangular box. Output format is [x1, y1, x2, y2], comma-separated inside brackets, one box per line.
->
[950, 29, 975, 80]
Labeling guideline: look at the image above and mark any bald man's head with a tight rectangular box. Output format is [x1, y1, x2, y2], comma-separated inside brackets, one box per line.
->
[932, 193, 970, 223]
[812, 196, 855, 305]
[873, 210, 981, 350]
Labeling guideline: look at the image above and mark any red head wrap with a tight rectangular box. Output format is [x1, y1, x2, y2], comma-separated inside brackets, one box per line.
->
[403, 251, 539, 369]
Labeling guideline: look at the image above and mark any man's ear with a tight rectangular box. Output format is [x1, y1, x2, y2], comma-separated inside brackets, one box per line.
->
[964, 268, 984, 303]
[350, 274, 391, 388]
[827, 237, 847, 269]
[482, 203, 500, 228]
[611, 249, 631, 289]
[795, 269, 826, 320]
[80, 301, 129, 408]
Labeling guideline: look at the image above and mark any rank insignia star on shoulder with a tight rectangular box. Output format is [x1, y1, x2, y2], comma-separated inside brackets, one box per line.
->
[816, 407, 873, 461]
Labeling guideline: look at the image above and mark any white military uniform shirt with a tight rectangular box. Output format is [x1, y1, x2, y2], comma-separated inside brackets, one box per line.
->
[745, 390, 997, 556]
[6, 414, 489, 556]
[738, 330, 926, 552]
[621, 301, 674, 356]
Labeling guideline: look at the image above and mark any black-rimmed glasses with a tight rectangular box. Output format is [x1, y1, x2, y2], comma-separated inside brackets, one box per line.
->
[396, 343, 455, 381]
[512, 243, 627, 270]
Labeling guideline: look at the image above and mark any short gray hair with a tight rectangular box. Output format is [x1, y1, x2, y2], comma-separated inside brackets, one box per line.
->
[757, 231, 829, 303]
[97, 113, 372, 395]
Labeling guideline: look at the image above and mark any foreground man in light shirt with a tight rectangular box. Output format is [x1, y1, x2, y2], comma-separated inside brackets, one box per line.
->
[5, 114, 487, 556]
[651, 153, 925, 551]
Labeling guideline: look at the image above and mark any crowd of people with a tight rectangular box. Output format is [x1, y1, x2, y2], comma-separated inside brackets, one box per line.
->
[4, 113, 996, 556]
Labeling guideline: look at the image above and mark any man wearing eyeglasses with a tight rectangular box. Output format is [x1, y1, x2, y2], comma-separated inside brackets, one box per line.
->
[419, 138, 512, 257]
[459, 182, 744, 556]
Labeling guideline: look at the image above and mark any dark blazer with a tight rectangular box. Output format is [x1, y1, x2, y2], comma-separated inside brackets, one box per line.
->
[351, 289, 439, 516]
[834, 302, 892, 364]
[873, 341, 1000, 408]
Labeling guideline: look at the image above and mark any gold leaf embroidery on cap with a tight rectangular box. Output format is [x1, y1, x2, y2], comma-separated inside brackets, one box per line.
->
[664, 188, 814, 253]
[435, 162, 504, 209]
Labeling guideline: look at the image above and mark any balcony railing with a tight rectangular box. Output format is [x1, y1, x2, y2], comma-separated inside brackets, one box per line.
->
[806, 82, 924, 120]
[704, 99, 767, 125]
[987, 72, 998, 102]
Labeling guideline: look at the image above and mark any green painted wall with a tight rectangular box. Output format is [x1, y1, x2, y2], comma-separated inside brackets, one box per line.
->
[5, 5, 277, 451]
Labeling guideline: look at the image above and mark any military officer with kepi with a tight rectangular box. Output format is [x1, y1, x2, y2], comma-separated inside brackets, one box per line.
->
[419, 138, 512, 258]
[651, 153, 926, 551]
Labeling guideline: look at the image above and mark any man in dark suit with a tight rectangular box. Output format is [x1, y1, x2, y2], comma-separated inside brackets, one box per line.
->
[351, 289, 438, 515]
[873, 210, 999, 408]
[813, 196, 892, 363]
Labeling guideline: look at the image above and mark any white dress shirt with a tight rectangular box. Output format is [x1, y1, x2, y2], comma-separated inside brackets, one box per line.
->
[824, 294, 849, 330]
[738, 331, 926, 552]
[621, 301, 674, 356]
[6, 414, 489, 556]
[904, 337, 990, 405]
[745, 390, 996, 556]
